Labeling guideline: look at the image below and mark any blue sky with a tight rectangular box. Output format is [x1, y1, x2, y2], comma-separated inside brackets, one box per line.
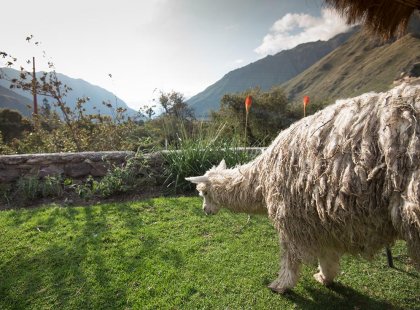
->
[1, 0, 350, 110]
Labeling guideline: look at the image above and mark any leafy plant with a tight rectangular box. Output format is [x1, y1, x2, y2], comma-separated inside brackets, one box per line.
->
[16, 176, 41, 201]
[41, 175, 63, 198]
[71, 177, 94, 200]
[163, 124, 257, 192]
[92, 166, 136, 197]
[95, 151, 151, 197]
[0, 131, 14, 155]
[68, 151, 154, 199]
[0, 183, 12, 205]
[10, 175, 64, 204]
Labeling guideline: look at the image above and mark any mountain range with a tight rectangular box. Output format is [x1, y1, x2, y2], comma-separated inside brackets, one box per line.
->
[281, 20, 420, 102]
[188, 28, 357, 117]
[0, 84, 33, 116]
[0, 68, 140, 119]
[2, 15, 419, 121]
[188, 14, 420, 117]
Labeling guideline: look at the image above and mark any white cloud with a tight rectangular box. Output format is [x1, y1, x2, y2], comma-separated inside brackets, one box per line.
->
[255, 8, 352, 56]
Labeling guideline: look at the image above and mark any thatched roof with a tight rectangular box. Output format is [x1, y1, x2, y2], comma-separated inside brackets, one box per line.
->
[325, 0, 420, 39]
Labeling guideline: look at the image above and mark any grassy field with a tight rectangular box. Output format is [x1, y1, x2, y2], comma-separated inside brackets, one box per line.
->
[0, 197, 418, 310]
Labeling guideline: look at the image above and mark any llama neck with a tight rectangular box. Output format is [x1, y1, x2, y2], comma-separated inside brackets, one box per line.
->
[210, 163, 266, 214]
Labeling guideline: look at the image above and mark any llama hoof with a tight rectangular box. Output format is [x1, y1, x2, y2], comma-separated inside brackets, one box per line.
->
[268, 280, 290, 294]
[313, 272, 333, 286]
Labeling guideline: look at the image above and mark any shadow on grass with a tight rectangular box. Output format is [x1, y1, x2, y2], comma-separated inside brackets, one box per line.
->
[1, 205, 128, 308]
[283, 282, 401, 310]
[0, 199, 415, 309]
[0, 199, 190, 309]
[391, 267, 419, 279]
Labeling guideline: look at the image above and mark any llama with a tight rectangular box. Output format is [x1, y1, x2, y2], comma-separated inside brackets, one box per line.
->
[186, 83, 420, 293]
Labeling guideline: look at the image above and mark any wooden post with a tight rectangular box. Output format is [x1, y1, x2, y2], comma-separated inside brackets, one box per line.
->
[244, 111, 248, 149]
[244, 95, 252, 149]
[32, 57, 38, 115]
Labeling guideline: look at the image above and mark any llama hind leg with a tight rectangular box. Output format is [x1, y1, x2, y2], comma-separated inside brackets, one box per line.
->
[313, 252, 340, 286]
[398, 199, 420, 269]
[268, 244, 301, 293]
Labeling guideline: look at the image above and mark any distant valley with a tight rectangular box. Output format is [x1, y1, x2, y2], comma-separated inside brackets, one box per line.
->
[0, 68, 140, 119]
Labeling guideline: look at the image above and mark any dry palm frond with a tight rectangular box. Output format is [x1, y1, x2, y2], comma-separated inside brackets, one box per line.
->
[325, 0, 420, 39]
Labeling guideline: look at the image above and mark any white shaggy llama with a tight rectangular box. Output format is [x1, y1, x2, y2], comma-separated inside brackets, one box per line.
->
[186, 83, 420, 293]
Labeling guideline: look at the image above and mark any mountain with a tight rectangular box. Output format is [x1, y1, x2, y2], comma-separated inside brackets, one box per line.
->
[281, 16, 420, 103]
[188, 28, 357, 117]
[0, 85, 33, 116]
[0, 68, 141, 119]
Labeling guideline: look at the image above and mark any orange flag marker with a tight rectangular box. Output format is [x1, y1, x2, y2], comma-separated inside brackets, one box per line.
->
[244, 95, 253, 148]
[245, 95, 252, 114]
[303, 95, 310, 117]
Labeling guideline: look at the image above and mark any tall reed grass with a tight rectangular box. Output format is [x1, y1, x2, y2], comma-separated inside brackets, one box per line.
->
[162, 123, 257, 192]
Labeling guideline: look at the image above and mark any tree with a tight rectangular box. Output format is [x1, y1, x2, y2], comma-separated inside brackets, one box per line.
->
[211, 87, 296, 146]
[0, 109, 32, 143]
[1, 36, 138, 152]
[140, 104, 156, 120]
[1, 56, 86, 151]
[152, 91, 196, 147]
[0, 36, 154, 153]
[157, 91, 194, 121]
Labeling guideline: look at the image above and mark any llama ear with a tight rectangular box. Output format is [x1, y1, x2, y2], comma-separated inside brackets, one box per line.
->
[216, 159, 227, 170]
[185, 175, 209, 184]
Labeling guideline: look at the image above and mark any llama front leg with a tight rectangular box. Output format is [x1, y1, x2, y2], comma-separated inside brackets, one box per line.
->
[313, 252, 340, 286]
[268, 243, 301, 293]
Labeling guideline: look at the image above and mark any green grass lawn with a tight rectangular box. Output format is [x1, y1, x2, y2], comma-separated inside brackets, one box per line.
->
[0, 197, 418, 310]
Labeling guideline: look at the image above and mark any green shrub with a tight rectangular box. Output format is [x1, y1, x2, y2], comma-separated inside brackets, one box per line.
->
[12, 175, 64, 204]
[0, 183, 12, 205]
[41, 175, 64, 198]
[92, 166, 137, 197]
[16, 176, 41, 201]
[0, 131, 14, 155]
[211, 87, 294, 146]
[0, 152, 154, 207]
[66, 164, 141, 200]
[91, 151, 151, 198]
[163, 125, 257, 192]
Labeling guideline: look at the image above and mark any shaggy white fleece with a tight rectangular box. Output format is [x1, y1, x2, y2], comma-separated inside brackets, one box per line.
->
[187, 83, 420, 293]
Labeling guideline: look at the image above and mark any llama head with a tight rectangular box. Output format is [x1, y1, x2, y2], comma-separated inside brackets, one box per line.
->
[185, 159, 227, 215]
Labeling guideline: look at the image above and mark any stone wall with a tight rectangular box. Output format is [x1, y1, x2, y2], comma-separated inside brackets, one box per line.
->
[0, 151, 137, 183]
[0, 148, 265, 184]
